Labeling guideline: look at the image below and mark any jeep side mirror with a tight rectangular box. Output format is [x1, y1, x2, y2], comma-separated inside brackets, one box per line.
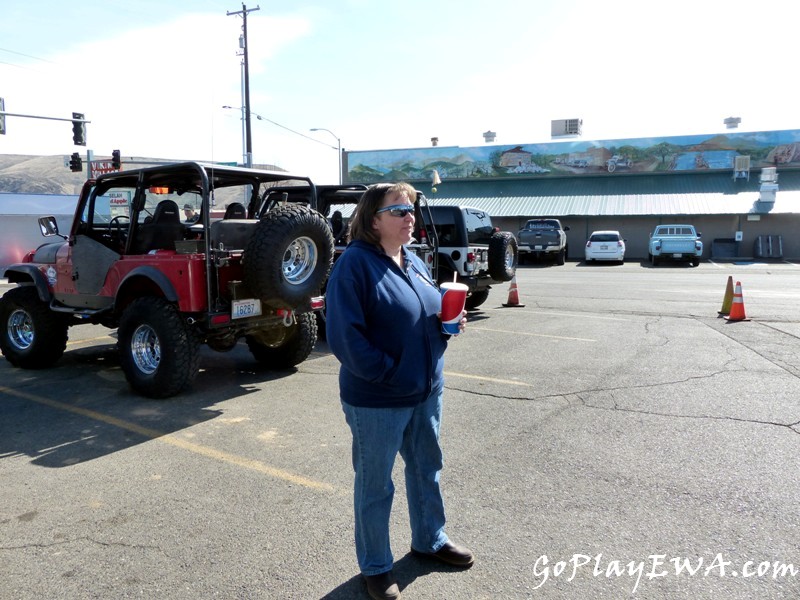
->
[564, 226, 570, 231]
[697, 232, 702, 238]
[38, 215, 59, 237]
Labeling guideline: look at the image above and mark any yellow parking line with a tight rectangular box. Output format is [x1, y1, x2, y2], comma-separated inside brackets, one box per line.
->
[1, 386, 334, 492]
[445, 371, 532, 387]
[469, 326, 596, 342]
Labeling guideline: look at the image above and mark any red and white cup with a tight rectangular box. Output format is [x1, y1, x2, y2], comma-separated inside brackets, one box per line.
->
[440, 282, 468, 335]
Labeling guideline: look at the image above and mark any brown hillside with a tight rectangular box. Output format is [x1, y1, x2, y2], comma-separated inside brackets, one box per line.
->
[0, 154, 286, 195]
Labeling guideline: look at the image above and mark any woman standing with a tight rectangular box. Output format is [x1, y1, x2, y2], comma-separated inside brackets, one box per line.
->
[326, 182, 472, 600]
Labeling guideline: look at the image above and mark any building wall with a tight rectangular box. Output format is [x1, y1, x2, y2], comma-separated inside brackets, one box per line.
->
[0, 194, 79, 270]
[494, 213, 800, 261]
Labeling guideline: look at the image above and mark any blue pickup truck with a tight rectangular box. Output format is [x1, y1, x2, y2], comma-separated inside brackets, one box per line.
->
[648, 224, 703, 266]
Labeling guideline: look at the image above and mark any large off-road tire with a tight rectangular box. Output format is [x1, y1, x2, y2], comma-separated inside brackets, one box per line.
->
[465, 289, 490, 310]
[488, 231, 518, 282]
[315, 309, 328, 341]
[118, 297, 200, 398]
[246, 312, 318, 369]
[0, 286, 68, 369]
[242, 204, 334, 310]
[556, 247, 566, 265]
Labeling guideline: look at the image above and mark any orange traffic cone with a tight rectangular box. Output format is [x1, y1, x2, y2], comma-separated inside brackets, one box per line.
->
[717, 276, 734, 316]
[502, 276, 525, 307]
[724, 281, 750, 322]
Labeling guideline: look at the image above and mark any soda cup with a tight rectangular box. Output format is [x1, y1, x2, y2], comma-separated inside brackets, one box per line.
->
[440, 282, 468, 335]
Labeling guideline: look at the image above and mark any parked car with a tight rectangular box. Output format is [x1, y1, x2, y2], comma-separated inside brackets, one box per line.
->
[428, 205, 517, 309]
[0, 162, 335, 398]
[313, 185, 438, 338]
[584, 230, 625, 263]
[517, 218, 569, 265]
[648, 224, 702, 266]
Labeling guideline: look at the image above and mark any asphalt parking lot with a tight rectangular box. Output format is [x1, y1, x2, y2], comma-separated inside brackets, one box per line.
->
[2, 260, 800, 599]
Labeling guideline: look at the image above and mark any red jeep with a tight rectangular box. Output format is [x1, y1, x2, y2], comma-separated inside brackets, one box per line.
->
[0, 162, 335, 398]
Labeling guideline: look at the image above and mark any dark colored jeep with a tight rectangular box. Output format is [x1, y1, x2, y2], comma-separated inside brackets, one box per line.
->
[0, 162, 335, 398]
[313, 185, 438, 338]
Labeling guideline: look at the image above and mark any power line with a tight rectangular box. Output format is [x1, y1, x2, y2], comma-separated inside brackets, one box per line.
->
[0, 47, 55, 63]
[222, 106, 337, 150]
[253, 114, 337, 149]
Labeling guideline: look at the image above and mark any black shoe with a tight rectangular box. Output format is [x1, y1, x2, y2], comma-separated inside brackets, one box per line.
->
[411, 541, 474, 568]
[363, 570, 401, 600]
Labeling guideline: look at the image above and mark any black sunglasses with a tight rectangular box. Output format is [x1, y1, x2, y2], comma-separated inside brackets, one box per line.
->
[376, 204, 415, 218]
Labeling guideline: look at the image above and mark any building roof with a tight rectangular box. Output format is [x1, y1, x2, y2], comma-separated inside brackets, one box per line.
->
[420, 171, 800, 217]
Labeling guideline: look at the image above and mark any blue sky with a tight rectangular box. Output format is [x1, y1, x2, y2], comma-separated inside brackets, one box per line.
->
[2, 0, 799, 183]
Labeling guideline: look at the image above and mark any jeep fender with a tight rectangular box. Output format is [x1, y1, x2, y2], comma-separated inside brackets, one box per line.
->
[117, 266, 179, 306]
[3, 265, 53, 303]
[436, 252, 459, 277]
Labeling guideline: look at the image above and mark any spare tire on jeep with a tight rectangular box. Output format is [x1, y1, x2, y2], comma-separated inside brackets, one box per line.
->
[242, 204, 335, 310]
[488, 231, 518, 282]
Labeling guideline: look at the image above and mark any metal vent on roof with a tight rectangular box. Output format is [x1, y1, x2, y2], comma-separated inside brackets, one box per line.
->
[733, 155, 750, 181]
[759, 167, 778, 203]
[760, 167, 778, 183]
[551, 118, 582, 138]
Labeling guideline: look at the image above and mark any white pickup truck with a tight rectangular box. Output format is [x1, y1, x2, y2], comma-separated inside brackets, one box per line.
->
[648, 224, 703, 266]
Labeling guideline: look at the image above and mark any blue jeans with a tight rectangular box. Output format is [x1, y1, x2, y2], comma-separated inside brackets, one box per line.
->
[341, 387, 449, 576]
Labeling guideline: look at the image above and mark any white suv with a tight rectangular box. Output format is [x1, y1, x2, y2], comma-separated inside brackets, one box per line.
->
[585, 230, 626, 263]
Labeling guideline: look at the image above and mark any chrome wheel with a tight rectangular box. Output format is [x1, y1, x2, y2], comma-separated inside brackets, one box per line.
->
[7, 308, 34, 351]
[504, 246, 515, 270]
[282, 236, 318, 285]
[130, 324, 160, 375]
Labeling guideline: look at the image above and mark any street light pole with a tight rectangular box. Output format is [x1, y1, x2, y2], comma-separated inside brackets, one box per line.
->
[310, 128, 342, 184]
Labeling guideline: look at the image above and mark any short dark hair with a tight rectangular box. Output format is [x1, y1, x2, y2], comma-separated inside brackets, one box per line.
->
[350, 182, 416, 247]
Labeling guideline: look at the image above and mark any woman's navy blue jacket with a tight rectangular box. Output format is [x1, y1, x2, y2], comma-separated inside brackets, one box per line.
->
[326, 240, 448, 408]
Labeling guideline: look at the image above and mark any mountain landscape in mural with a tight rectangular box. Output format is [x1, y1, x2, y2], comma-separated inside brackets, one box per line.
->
[344, 129, 800, 184]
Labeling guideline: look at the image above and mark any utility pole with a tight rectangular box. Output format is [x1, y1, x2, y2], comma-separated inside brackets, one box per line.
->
[227, 3, 260, 168]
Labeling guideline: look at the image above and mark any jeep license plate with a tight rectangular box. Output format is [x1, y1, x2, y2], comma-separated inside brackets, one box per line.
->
[232, 299, 262, 319]
[673, 253, 682, 258]
[534, 245, 543, 250]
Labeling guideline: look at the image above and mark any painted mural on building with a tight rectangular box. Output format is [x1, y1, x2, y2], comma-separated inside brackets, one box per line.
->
[343, 129, 800, 184]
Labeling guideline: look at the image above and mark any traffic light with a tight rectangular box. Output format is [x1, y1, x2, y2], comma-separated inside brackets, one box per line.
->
[69, 152, 82, 173]
[71, 112, 86, 146]
[112, 149, 121, 170]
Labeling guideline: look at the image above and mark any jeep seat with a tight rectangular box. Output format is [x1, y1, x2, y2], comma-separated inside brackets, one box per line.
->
[209, 219, 255, 252]
[223, 202, 247, 219]
[132, 200, 185, 254]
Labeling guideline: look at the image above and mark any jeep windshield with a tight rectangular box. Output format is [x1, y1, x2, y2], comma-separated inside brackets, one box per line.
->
[430, 206, 494, 246]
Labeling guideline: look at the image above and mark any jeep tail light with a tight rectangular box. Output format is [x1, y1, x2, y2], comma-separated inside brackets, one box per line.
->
[310, 296, 325, 311]
[695, 242, 702, 251]
[654, 242, 661, 250]
[466, 252, 476, 263]
[211, 314, 231, 325]
[617, 241, 623, 247]
[585, 241, 592, 248]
